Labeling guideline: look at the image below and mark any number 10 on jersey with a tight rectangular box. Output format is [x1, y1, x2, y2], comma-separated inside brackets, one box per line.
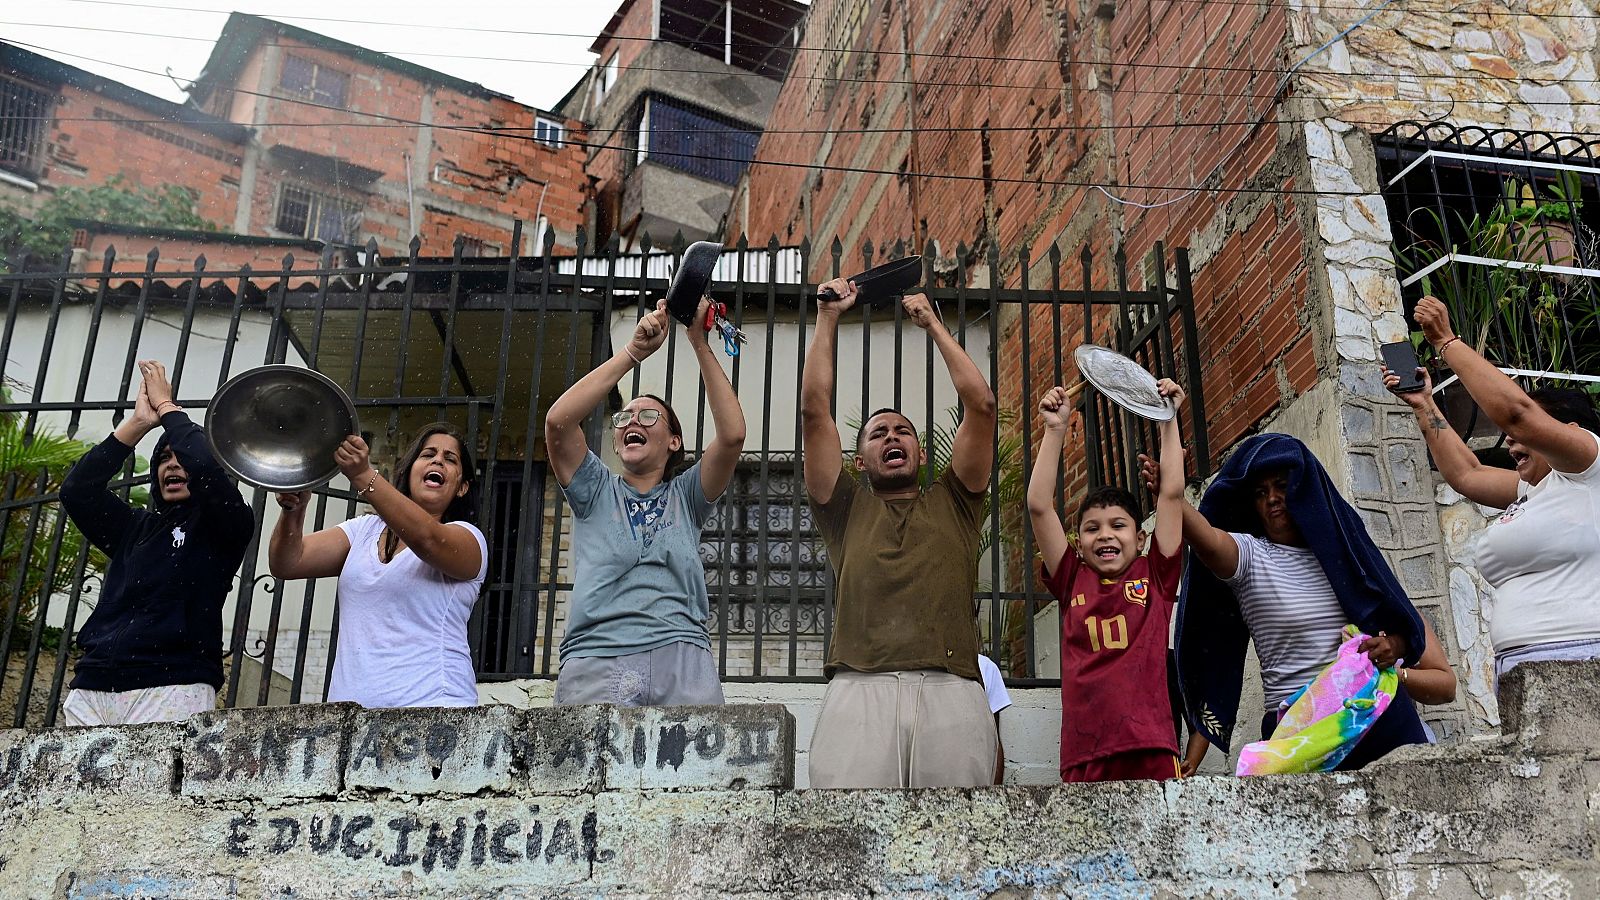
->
[1084, 614, 1129, 652]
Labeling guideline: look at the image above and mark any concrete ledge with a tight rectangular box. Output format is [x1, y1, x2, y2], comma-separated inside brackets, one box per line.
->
[1498, 659, 1600, 755]
[6, 666, 1600, 896]
[0, 721, 178, 801]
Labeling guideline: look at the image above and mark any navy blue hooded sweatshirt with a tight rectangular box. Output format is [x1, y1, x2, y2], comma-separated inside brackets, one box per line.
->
[60, 410, 254, 691]
[1175, 433, 1428, 753]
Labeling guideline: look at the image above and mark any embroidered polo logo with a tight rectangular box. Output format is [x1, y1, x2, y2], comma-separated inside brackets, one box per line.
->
[1071, 593, 1087, 607]
[1124, 579, 1149, 607]
[171, 526, 187, 549]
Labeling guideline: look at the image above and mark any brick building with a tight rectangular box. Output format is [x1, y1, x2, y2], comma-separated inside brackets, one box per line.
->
[559, 0, 807, 248]
[727, 0, 1600, 741]
[1, 13, 589, 270]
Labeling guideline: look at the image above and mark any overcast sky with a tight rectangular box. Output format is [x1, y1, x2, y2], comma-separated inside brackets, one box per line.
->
[5, 0, 621, 111]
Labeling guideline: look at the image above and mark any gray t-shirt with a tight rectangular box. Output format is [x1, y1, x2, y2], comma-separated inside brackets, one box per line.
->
[558, 451, 715, 660]
[1225, 532, 1350, 710]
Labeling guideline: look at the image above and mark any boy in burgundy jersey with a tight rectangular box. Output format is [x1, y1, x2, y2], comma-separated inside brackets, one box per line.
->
[1026, 378, 1188, 783]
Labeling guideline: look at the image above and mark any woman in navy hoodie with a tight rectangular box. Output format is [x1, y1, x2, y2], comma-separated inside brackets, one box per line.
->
[59, 360, 254, 726]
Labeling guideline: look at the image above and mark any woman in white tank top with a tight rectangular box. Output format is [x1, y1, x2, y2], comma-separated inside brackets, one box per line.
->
[1387, 296, 1600, 679]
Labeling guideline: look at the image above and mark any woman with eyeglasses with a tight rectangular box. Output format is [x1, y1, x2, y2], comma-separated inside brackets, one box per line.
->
[544, 297, 747, 706]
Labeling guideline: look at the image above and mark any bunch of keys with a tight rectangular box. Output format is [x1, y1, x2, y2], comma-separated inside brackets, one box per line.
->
[703, 301, 746, 357]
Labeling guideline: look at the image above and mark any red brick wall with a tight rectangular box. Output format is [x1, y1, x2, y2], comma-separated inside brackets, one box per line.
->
[238, 37, 589, 256]
[733, 0, 1318, 495]
[20, 83, 246, 227]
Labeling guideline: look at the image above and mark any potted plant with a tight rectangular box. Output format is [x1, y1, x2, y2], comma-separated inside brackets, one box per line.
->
[1394, 206, 1589, 438]
[1493, 172, 1583, 266]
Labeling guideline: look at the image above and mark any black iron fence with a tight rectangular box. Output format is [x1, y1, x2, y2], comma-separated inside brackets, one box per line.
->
[1379, 121, 1600, 395]
[0, 224, 1203, 725]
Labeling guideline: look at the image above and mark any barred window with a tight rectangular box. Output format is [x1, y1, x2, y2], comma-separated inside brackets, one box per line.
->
[459, 236, 501, 257]
[280, 54, 349, 108]
[700, 457, 830, 635]
[634, 95, 759, 186]
[0, 73, 52, 180]
[275, 183, 362, 243]
[534, 117, 565, 149]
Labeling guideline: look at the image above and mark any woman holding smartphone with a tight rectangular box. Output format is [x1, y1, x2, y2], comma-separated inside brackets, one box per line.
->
[1386, 295, 1600, 680]
[544, 297, 746, 707]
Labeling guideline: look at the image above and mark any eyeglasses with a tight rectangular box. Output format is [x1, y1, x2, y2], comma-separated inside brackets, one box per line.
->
[611, 409, 663, 428]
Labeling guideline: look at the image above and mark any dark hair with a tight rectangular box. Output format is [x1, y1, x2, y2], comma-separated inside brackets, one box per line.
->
[1076, 485, 1143, 526]
[639, 394, 686, 477]
[855, 407, 916, 451]
[383, 423, 478, 561]
[1529, 387, 1600, 436]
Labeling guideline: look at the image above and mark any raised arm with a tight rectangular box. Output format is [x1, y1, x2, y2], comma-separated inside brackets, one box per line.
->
[801, 278, 856, 503]
[62, 367, 161, 552]
[688, 298, 747, 501]
[1417, 295, 1598, 475]
[1152, 379, 1186, 558]
[903, 293, 995, 493]
[334, 435, 482, 581]
[545, 300, 671, 487]
[139, 361, 254, 537]
[1026, 386, 1073, 578]
[268, 490, 350, 580]
[1385, 363, 1519, 509]
[1140, 452, 1238, 578]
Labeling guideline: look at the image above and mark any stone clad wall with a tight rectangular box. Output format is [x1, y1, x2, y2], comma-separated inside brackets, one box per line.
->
[6, 661, 1600, 897]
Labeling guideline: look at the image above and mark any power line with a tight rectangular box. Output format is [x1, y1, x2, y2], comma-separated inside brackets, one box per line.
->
[5, 39, 1584, 207]
[0, 40, 1343, 199]
[48, 0, 1600, 63]
[8, 18, 1600, 93]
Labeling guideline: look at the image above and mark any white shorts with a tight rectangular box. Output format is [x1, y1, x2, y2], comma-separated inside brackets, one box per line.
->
[62, 683, 217, 727]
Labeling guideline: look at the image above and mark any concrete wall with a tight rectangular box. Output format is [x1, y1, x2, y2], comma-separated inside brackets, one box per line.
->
[478, 678, 1067, 788]
[5, 660, 1600, 897]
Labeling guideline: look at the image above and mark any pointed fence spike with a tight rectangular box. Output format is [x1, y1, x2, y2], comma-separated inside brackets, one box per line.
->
[767, 234, 780, 252]
[409, 235, 423, 254]
[194, 254, 207, 271]
[737, 233, 750, 251]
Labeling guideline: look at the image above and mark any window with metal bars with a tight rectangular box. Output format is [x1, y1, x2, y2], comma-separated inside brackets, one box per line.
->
[0, 74, 52, 180]
[279, 54, 349, 108]
[632, 95, 759, 186]
[699, 457, 829, 635]
[274, 182, 362, 243]
[1378, 122, 1600, 392]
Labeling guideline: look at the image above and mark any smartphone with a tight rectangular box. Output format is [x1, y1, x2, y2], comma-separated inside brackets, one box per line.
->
[1380, 341, 1425, 393]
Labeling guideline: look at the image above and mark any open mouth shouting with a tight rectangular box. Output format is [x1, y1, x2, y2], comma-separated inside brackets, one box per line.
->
[1510, 448, 1531, 470]
[161, 474, 188, 491]
[422, 470, 447, 488]
[1092, 543, 1122, 562]
[882, 446, 909, 468]
[623, 430, 648, 448]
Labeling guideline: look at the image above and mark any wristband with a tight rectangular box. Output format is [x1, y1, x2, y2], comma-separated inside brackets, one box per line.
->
[624, 345, 645, 366]
[156, 401, 182, 416]
[1437, 336, 1461, 357]
[356, 472, 379, 498]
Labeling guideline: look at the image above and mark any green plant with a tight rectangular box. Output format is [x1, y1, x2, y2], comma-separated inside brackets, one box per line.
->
[1496, 172, 1583, 226]
[0, 384, 139, 631]
[0, 174, 219, 272]
[1394, 206, 1587, 375]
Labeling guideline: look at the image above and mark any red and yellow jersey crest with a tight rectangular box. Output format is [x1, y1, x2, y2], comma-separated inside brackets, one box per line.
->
[1123, 578, 1150, 607]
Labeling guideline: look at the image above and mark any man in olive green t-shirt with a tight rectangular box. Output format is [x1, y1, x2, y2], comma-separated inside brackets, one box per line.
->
[800, 278, 998, 788]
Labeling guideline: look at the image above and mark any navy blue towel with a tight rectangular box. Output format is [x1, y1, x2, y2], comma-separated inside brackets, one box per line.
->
[1175, 433, 1426, 752]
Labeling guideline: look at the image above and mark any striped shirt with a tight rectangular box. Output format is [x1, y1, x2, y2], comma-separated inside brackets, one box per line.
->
[1225, 532, 1350, 710]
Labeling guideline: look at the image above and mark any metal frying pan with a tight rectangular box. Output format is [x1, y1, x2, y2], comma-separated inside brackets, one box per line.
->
[664, 241, 723, 326]
[1073, 344, 1175, 422]
[206, 364, 361, 491]
[818, 255, 923, 302]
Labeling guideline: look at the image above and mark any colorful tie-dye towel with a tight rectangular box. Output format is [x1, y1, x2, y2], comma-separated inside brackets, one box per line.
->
[1236, 625, 1398, 776]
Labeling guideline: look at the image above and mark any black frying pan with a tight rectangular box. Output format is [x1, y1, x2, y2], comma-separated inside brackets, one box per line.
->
[818, 255, 923, 302]
[665, 241, 723, 326]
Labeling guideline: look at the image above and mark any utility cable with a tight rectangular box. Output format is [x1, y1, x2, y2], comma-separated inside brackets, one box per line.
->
[4, 39, 1588, 203]
[7, 19, 1600, 91]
